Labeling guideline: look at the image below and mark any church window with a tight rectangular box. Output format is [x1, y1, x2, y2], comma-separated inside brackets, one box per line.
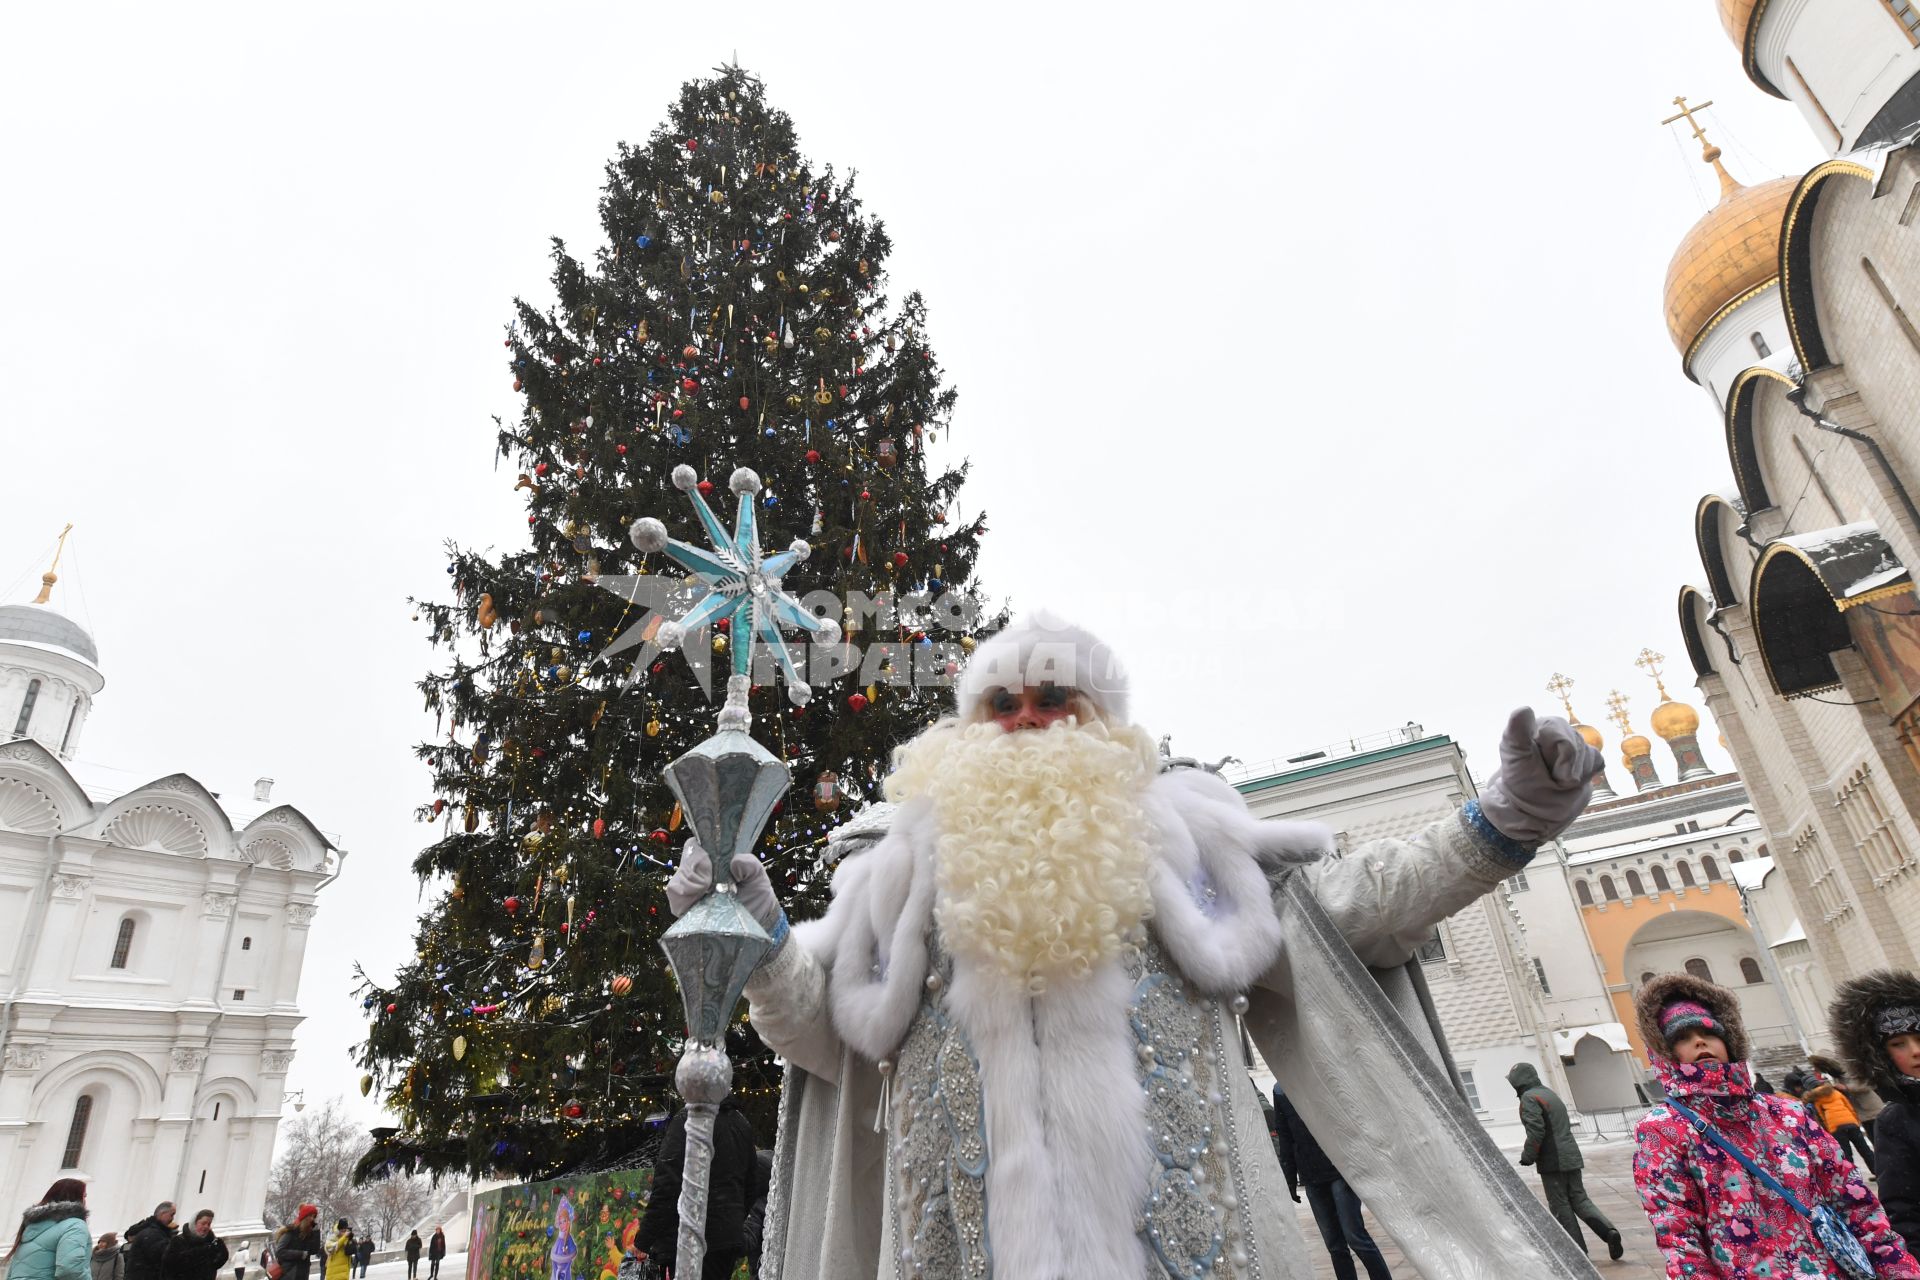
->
[1506, 870, 1529, 892]
[1685, 957, 1715, 983]
[1901, 181, 1920, 227]
[13, 679, 41, 737]
[1741, 957, 1765, 985]
[1677, 860, 1697, 887]
[61, 1094, 92, 1169]
[1575, 879, 1593, 906]
[1600, 875, 1619, 901]
[59, 702, 79, 754]
[1751, 332, 1771, 358]
[110, 918, 135, 970]
[1458, 1067, 1482, 1112]
[241, 937, 251, 950]
[197, 1171, 206, 1194]
[1532, 957, 1551, 994]
[1702, 855, 1721, 881]
[1626, 869, 1646, 897]
[212, 1102, 220, 1120]
[1885, 0, 1920, 41]
[1652, 864, 1673, 892]
[1862, 255, 1920, 357]
[1416, 928, 1447, 964]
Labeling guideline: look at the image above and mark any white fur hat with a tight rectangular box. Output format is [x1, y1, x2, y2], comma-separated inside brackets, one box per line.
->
[956, 611, 1131, 724]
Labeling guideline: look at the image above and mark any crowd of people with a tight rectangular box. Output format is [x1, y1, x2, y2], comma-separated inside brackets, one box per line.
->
[2, 1198, 449, 1280]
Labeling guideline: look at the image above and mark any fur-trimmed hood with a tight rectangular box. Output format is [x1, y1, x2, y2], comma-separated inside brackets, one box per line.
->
[1634, 971, 1749, 1061]
[1831, 968, 1920, 1095]
[21, 1202, 86, 1228]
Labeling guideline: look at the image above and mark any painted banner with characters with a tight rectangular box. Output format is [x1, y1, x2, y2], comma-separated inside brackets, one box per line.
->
[466, 1169, 654, 1280]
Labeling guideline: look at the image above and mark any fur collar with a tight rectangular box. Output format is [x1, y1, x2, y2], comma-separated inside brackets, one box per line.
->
[23, 1202, 87, 1227]
[1634, 971, 1750, 1062]
[805, 767, 1312, 1058]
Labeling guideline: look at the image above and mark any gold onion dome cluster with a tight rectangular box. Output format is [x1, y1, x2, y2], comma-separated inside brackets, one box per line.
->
[1573, 722, 1604, 752]
[1663, 162, 1797, 356]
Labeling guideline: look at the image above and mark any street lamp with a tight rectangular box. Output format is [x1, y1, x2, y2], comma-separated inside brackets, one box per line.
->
[284, 1090, 305, 1113]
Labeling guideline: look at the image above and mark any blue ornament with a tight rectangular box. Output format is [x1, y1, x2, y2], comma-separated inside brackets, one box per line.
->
[763, 494, 778, 506]
[635, 234, 652, 248]
[576, 630, 592, 644]
[763, 427, 776, 438]
[826, 419, 838, 432]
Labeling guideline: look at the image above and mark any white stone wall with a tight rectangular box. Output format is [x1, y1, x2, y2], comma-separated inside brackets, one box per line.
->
[1753, 0, 1920, 152]
[0, 732, 334, 1250]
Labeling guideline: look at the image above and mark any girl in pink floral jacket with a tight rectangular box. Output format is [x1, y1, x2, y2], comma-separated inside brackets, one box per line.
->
[1632, 972, 1920, 1279]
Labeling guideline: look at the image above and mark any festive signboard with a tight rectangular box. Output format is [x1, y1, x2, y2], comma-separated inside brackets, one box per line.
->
[467, 1169, 654, 1280]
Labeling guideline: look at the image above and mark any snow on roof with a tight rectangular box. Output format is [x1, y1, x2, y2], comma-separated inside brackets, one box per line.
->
[1773, 919, 1808, 946]
[1553, 1022, 1633, 1057]
[1566, 821, 1763, 867]
[1780, 521, 1909, 600]
[1729, 855, 1776, 891]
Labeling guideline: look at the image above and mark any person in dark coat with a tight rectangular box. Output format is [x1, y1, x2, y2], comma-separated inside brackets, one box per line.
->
[1272, 1084, 1394, 1280]
[403, 1233, 421, 1280]
[635, 1099, 758, 1280]
[1833, 968, 1920, 1251]
[122, 1206, 177, 1280]
[1507, 1061, 1624, 1260]
[425, 1229, 445, 1280]
[352, 1238, 372, 1280]
[741, 1149, 773, 1280]
[160, 1212, 228, 1280]
[271, 1207, 323, 1280]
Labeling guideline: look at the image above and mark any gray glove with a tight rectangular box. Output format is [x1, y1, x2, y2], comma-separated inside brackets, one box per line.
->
[664, 838, 782, 930]
[1477, 707, 1604, 846]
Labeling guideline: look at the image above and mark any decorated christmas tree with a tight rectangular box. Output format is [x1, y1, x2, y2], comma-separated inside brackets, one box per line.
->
[353, 64, 992, 1181]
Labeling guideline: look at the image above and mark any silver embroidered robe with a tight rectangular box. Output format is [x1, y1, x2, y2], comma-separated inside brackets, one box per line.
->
[745, 767, 1599, 1280]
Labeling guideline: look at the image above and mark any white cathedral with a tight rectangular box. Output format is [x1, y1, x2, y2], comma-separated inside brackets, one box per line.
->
[0, 555, 339, 1250]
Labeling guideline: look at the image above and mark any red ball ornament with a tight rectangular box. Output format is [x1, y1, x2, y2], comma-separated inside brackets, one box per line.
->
[860, 490, 871, 501]
[534, 462, 549, 476]
[682, 345, 699, 359]
[685, 138, 698, 151]
[892, 552, 909, 567]
[739, 396, 751, 410]
[385, 1003, 397, 1014]
[431, 798, 446, 816]
[650, 829, 670, 844]
[697, 480, 714, 494]
[716, 617, 730, 633]
[512, 379, 523, 392]
[504, 896, 520, 914]
[592, 818, 607, 839]
[681, 377, 698, 392]
[805, 449, 821, 464]
[651, 662, 666, 675]
[616, 443, 627, 456]
[564, 1101, 586, 1119]
[848, 693, 869, 713]
[559, 922, 569, 934]
[672, 408, 684, 419]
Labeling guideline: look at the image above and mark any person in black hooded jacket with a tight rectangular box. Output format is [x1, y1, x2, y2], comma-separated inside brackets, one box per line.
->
[123, 1205, 177, 1280]
[1832, 968, 1920, 1250]
[634, 1099, 758, 1280]
[160, 1212, 228, 1280]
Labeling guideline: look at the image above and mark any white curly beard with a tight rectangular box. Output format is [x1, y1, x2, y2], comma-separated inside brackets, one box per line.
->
[885, 717, 1159, 992]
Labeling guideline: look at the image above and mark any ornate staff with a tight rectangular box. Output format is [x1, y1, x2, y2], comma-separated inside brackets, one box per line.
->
[599, 464, 837, 1276]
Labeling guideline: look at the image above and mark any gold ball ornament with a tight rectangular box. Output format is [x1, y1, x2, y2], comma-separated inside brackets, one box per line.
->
[713, 635, 729, 655]
[359, 1073, 373, 1097]
[453, 1035, 467, 1061]
[785, 394, 804, 410]
[646, 719, 662, 737]
[522, 831, 545, 854]
[709, 190, 725, 204]
[541, 994, 564, 1016]
[611, 974, 633, 997]
[814, 326, 833, 342]
[960, 635, 977, 652]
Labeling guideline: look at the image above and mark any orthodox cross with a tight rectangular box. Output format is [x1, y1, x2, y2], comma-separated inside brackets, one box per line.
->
[1605, 689, 1634, 737]
[1545, 672, 1578, 721]
[1635, 647, 1674, 701]
[1662, 94, 1738, 195]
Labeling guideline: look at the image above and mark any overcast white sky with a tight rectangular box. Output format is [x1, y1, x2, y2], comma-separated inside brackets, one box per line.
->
[0, 3, 1834, 1131]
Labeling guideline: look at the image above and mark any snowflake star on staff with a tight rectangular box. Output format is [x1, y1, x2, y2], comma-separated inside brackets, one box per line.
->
[607, 463, 841, 705]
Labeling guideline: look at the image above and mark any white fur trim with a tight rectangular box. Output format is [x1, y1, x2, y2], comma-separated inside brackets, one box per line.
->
[629, 516, 668, 552]
[671, 463, 698, 492]
[730, 466, 761, 495]
[944, 956, 1152, 1278]
[812, 800, 940, 1063]
[957, 611, 1131, 724]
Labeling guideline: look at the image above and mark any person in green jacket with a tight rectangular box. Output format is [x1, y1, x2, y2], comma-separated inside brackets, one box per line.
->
[8, 1180, 93, 1280]
[1507, 1062, 1624, 1260]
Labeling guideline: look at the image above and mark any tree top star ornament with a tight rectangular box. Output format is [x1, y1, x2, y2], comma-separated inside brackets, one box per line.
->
[599, 463, 841, 704]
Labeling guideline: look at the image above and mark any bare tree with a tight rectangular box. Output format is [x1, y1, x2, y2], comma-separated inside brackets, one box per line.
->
[362, 1176, 435, 1250]
[263, 1098, 368, 1234]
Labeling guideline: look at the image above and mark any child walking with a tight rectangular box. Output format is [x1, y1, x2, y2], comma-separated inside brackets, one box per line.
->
[1631, 972, 1919, 1277]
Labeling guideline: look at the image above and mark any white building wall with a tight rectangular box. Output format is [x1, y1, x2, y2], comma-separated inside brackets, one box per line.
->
[1753, 0, 1920, 152]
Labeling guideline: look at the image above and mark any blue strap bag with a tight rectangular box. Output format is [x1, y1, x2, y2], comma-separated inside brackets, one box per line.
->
[1666, 1097, 1877, 1279]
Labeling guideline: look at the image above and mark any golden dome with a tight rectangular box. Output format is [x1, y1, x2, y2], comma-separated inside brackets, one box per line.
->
[1574, 722, 1603, 751]
[1664, 170, 1796, 358]
[1715, 0, 1786, 97]
[1650, 699, 1701, 740]
[1621, 734, 1653, 765]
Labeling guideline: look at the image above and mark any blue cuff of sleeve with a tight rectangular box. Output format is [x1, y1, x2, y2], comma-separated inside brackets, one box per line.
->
[1462, 799, 1538, 868]
[760, 910, 791, 967]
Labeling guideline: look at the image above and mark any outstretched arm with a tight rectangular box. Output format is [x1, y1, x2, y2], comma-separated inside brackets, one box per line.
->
[1287, 709, 1599, 968]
